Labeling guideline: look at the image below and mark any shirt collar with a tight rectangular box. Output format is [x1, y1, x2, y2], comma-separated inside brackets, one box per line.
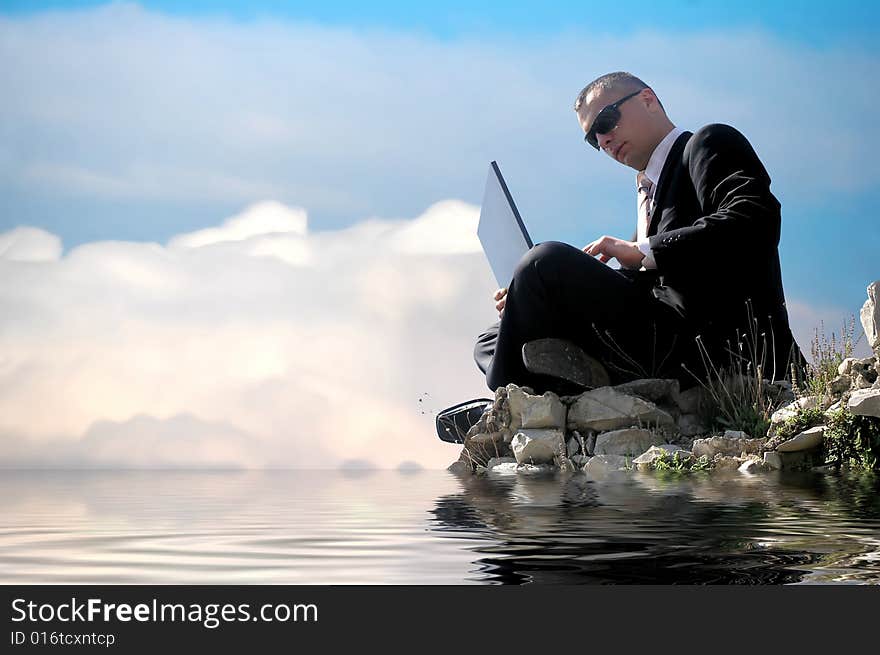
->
[641, 126, 685, 187]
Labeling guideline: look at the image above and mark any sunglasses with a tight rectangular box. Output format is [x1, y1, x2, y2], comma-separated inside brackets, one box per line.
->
[583, 89, 643, 150]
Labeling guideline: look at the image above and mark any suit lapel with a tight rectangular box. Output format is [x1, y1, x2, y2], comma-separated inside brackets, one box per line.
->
[648, 131, 692, 237]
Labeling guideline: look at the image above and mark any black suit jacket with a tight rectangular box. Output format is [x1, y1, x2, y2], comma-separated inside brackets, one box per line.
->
[626, 124, 806, 381]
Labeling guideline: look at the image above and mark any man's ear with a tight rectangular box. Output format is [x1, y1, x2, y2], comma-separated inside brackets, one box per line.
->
[643, 88, 662, 114]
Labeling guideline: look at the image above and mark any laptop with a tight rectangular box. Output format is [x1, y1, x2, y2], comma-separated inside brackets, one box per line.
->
[477, 161, 533, 288]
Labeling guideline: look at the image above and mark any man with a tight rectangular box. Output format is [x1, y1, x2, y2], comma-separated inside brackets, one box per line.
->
[473, 71, 807, 393]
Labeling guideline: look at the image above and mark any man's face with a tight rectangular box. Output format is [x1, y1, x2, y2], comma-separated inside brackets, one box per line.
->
[577, 87, 655, 171]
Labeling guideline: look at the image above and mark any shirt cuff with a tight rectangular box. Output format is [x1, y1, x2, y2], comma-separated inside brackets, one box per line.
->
[636, 238, 656, 269]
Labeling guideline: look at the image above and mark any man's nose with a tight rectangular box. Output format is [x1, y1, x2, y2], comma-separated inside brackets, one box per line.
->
[597, 129, 616, 151]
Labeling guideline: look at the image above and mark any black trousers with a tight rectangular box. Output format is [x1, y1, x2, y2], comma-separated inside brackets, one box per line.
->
[474, 241, 703, 391]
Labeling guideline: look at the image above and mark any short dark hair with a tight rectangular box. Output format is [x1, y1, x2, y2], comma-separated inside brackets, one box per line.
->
[573, 71, 663, 113]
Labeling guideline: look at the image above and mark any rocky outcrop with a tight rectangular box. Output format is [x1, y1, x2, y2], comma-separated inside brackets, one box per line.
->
[450, 281, 880, 476]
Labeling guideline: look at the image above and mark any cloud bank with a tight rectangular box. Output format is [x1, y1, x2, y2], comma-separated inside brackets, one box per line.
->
[0, 199, 498, 468]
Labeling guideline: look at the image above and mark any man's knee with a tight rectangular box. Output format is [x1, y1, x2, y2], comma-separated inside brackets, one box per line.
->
[512, 240, 578, 285]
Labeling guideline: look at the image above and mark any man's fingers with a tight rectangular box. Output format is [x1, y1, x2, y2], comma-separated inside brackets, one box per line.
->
[494, 287, 507, 300]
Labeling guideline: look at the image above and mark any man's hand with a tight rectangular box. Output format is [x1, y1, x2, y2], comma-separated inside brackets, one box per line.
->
[494, 287, 507, 318]
[583, 236, 645, 269]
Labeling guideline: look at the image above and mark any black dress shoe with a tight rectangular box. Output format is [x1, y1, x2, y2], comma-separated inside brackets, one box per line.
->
[435, 398, 493, 443]
[522, 338, 611, 391]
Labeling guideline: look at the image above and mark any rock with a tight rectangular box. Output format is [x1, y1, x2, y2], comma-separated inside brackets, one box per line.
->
[767, 380, 795, 405]
[776, 425, 825, 452]
[712, 455, 743, 471]
[566, 437, 581, 457]
[847, 388, 880, 418]
[447, 460, 472, 475]
[583, 454, 630, 474]
[613, 378, 680, 405]
[510, 429, 566, 465]
[738, 458, 767, 474]
[468, 431, 505, 446]
[774, 449, 811, 471]
[568, 387, 675, 432]
[860, 280, 879, 355]
[487, 456, 517, 469]
[763, 452, 782, 470]
[677, 385, 713, 414]
[632, 444, 690, 469]
[516, 463, 557, 474]
[855, 375, 874, 390]
[487, 462, 518, 475]
[723, 429, 750, 439]
[571, 454, 591, 467]
[506, 385, 567, 430]
[692, 435, 766, 458]
[839, 357, 859, 377]
[594, 428, 665, 456]
[829, 374, 851, 395]
[677, 413, 709, 437]
[770, 396, 822, 424]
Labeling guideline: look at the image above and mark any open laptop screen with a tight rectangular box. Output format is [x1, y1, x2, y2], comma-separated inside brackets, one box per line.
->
[477, 161, 533, 288]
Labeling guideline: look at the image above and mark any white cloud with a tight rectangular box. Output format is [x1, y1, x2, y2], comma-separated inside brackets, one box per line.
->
[0, 199, 496, 469]
[0, 226, 62, 262]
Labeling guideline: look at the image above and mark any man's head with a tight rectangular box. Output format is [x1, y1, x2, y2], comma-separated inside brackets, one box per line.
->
[574, 72, 674, 171]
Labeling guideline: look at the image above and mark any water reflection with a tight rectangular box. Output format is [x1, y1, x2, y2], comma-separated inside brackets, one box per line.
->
[0, 469, 878, 584]
[431, 469, 880, 584]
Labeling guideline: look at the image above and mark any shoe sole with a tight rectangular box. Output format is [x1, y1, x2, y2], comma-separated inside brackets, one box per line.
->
[522, 338, 610, 390]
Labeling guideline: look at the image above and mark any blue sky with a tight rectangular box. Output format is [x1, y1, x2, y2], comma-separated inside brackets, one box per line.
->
[3, 1, 877, 47]
[0, 2, 878, 467]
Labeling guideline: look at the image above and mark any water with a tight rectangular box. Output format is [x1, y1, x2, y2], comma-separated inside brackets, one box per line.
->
[2, 468, 879, 584]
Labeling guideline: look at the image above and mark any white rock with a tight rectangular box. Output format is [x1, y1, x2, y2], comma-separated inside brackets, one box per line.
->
[723, 429, 750, 439]
[771, 396, 821, 424]
[510, 429, 566, 465]
[847, 388, 880, 418]
[487, 456, 517, 469]
[568, 387, 675, 432]
[776, 425, 825, 452]
[860, 280, 879, 355]
[507, 385, 567, 430]
[738, 459, 766, 474]
[594, 428, 665, 456]
[487, 462, 519, 475]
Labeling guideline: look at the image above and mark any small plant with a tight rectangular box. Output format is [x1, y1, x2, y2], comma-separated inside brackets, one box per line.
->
[823, 408, 880, 472]
[800, 315, 862, 401]
[772, 406, 825, 443]
[683, 300, 790, 438]
[652, 450, 711, 475]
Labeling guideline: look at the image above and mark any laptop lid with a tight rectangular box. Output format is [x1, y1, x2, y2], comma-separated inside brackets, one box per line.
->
[477, 161, 533, 288]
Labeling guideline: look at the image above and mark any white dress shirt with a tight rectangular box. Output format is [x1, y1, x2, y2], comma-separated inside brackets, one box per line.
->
[635, 126, 685, 269]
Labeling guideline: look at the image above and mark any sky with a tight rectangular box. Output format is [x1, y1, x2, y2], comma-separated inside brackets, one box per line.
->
[1, 1, 877, 468]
